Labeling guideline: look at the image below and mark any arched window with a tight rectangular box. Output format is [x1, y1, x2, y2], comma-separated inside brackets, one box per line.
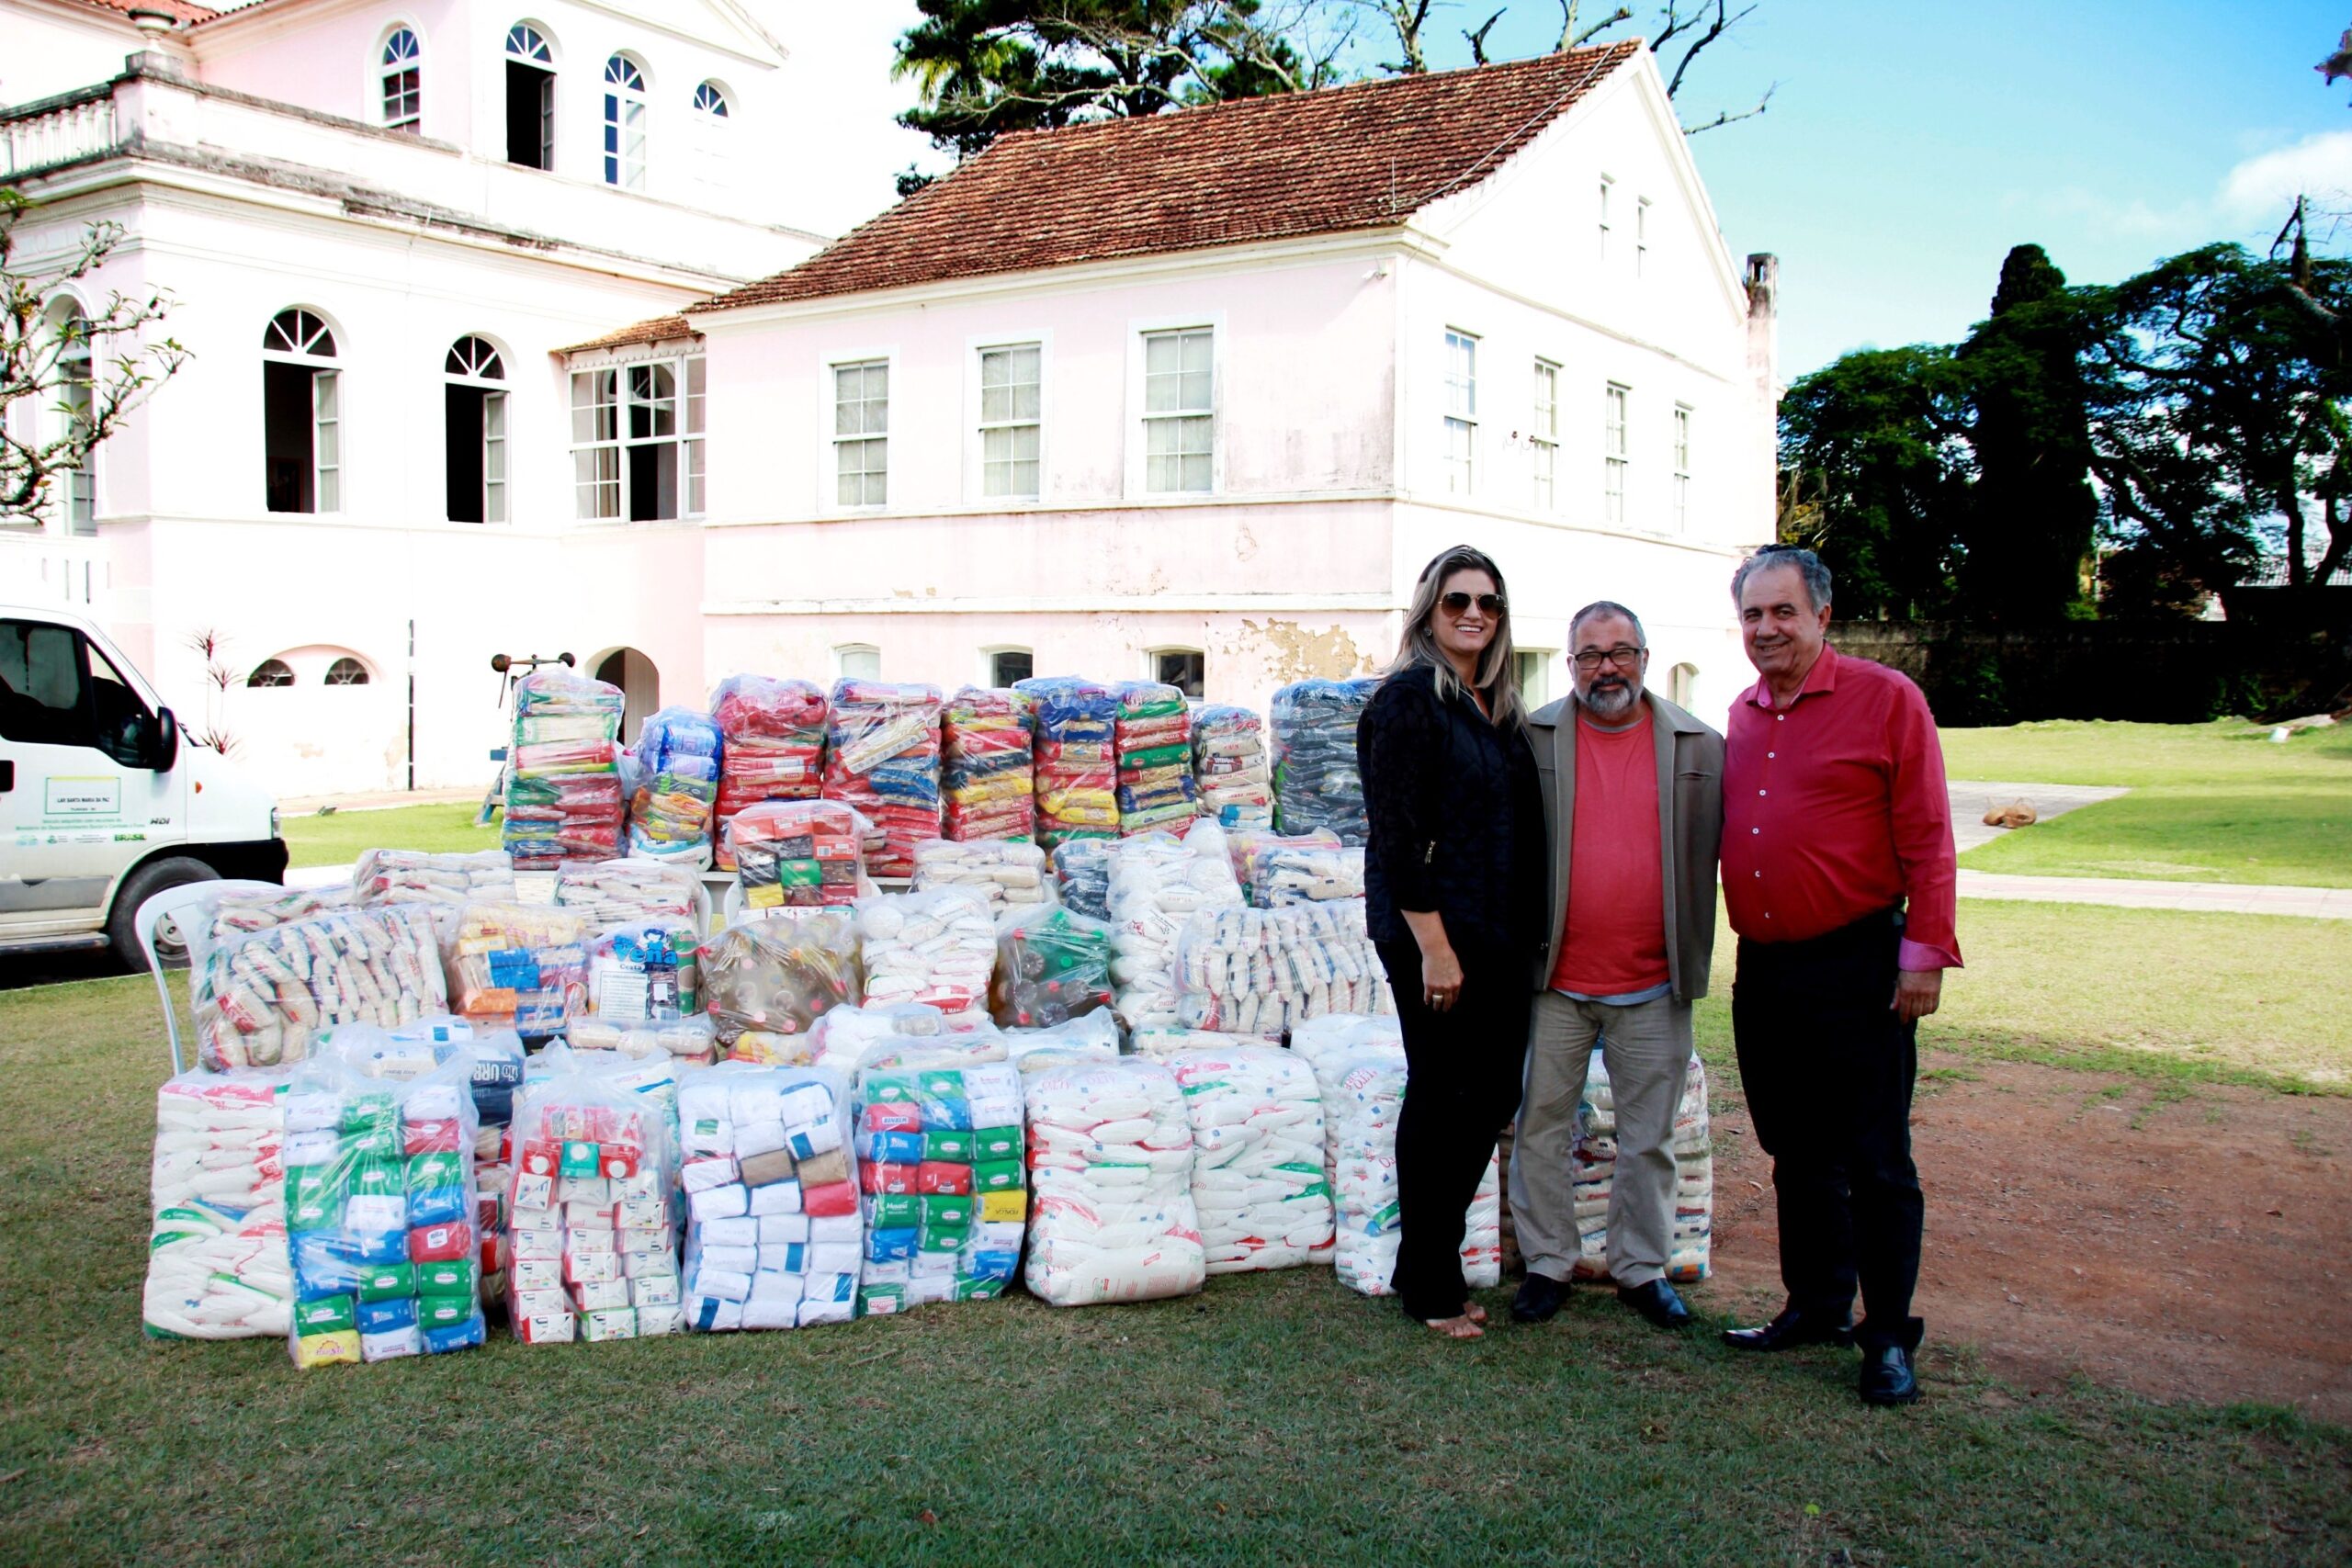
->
[692, 81, 729, 118]
[380, 28, 422, 133]
[603, 54, 648, 190]
[445, 336, 508, 525]
[324, 657, 370, 686]
[247, 659, 296, 688]
[504, 22, 555, 169]
[261, 309, 340, 514]
[47, 301, 96, 536]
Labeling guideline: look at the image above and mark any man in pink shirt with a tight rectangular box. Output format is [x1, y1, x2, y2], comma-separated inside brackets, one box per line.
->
[1510, 602, 1724, 1331]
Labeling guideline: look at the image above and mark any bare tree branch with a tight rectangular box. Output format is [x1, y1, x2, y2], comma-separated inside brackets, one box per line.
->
[1681, 79, 1775, 134]
[1345, 0, 1437, 74]
[1464, 7, 1506, 64]
[1558, 3, 1634, 51]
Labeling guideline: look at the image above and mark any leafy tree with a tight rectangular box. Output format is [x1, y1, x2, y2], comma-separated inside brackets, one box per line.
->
[1, 190, 187, 521]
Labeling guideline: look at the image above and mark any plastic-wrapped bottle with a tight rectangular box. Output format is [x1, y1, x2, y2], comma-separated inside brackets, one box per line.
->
[988, 905, 1114, 1030]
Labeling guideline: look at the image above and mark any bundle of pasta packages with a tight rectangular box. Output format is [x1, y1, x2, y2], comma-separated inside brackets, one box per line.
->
[677, 1064, 861, 1330]
[351, 849, 515, 908]
[555, 858, 701, 928]
[1171, 900, 1392, 1036]
[1113, 681, 1195, 835]
[1271, 677, 1379, 845]
[711, 675, 829, 871]
[823, 680, 943, 879]
[1192, 705, 1273, 829]
[503, 668, 627, 867]
[941, 687, 1035, 841]
[910, 837, 1052, 917]
[1016, 677, 1119, 847]
[1103, 823, 1241, 1032]
[190, 898, 446, 1071]
[625, 705, 722, 869]
[852, 1060, 1026, 1314]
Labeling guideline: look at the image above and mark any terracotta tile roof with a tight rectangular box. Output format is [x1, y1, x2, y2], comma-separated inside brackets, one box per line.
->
[80, 0, 223, 24]
[560, 315, 699, 354]
[697, 41, 1642, 313]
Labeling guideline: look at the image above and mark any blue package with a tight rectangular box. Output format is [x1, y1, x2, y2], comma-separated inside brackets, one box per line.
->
[918, 1094, 973, 1133]
[356, 1296, 418, 1334]
[422, 1313, 487, 1354]
[349, 1228, 409, 1267]
[689, 1296, 726, 1332]
[862, 1130, 923, 1166]
[865, 1227, 918, 1263]
[967, 1249, 1020, 1281]
[406, 1186, 467, 1227]
[292, 1234, 362, 1300]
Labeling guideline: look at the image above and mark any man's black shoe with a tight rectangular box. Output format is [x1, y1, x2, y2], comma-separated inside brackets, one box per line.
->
[1617, 1279, 1693, 1328]
[1721, 1307, 1856, 1352]
[1510, 1274, 1571, 1323]
[1860, 1345, 1921, 1405]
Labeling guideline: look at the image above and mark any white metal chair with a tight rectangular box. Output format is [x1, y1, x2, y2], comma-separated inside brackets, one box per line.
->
[137, 878, 280, 1075]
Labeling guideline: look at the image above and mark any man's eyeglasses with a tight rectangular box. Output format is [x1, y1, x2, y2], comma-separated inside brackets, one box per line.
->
[1440, 592, 1506, 615]
[1571, 646, 1645, 672]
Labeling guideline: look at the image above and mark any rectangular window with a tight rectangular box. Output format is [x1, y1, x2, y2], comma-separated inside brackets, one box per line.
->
[837, 644, 881, 680]
[483, 392, 507, 524]
[61, 374, 96, 536]
[834, 359, 889, 507]
[988, 649, 1034, 688]
[1599, 176, 1612, 261]
[1515, 649, 1548, 708]
[978, 343, 1041, 500]
[1673, 403, 1691, 533]
[1603, 382, 1629, 525]
[446, 383, 508, 525]
[571, 367, 619, 519]
[684, 356, 707, 518]
[311, 370, 340, 513]
[506, 61, 553, 169]
[1531, 358, 1559, 513]
[570, 357, 703, 521]
[1142, 328, 1213, 493]
[624, 364, 677, 523]
[1636, 197, 1650, 276]
[384, 67, 420, 134]
[1153, 649, 1204, 700]
[1442, 329, 1477, 495]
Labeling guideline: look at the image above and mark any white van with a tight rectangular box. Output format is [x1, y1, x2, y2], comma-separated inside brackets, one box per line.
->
[0, 604, 285, 967]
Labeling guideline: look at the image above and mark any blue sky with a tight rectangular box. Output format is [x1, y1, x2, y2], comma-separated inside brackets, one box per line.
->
[801, 2, 2352, 378]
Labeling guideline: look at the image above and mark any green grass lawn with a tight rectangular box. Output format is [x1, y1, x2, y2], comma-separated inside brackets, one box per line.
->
[4, 904, 2348, 1563]
[1941, 719, 2352, 887]
[282, 802, 503, 869]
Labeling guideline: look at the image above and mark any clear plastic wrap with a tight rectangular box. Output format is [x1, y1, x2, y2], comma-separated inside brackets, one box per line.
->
[1570, 1051, 1714, 1285]
[555, 858, 701, 928]
[1191, 704, 1273, 829]
[822, 679, 944, 879]
[504, 1066, 683, 1343]
[852, 1060, 1025, 1314]
[1002, 1010, 1123, 1076]
[1113, 681, 1196, 835]
[677, 1063, 862, 1331]
[942, 686, 1036, 842]
[1164, 1043, 1334, 1273]
[503, 668, 627, 867]
[351, 849, 516, 908]
[583, 919, 701, 1021]
[700, 911, 862, 1049]
[1104, 822, 1242, 1032]
[726, 799, 874, 911]
[1224, 828, 1337, 907]
[1051, 836, 1112, 919]
[910, 836, 1053, 917]
[142, 1069, 293, 1341]
[1271, 676, 1379, 844]
[989, 904, 1114, 1029]
[1014, 676, 1119, 848]
[854, 886, 996, 1019]
[280, 1049, 486, 1367]
[625, 705, 722, 869]
[566, 1013, 722, 1066]
[445, 902, 594, 1043]
[1249, 841, 1365, 907]
[808, 1000, 1002, 1073]
[1129, 1025, 1261, 1060]
[1023, 1057, 1204, 1306]
[1170, 899, 1393, 1037]
[711, 675, 829, 871]
[190, 902, 447, 1071]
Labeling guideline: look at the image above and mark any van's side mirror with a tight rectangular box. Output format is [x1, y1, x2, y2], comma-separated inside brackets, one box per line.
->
[146, 706, 180, 772]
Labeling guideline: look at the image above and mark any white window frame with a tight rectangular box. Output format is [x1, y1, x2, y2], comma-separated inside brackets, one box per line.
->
[1515, 649, 1551, 708]
[983, 646, 1034, 688]
[1146, 646, 1205, 699]
[831, 356, 890, 510]
[1603, 381, 1630, 525]
[379, 26, 422, 134]
[1636, 197, 1650, 276]
[47, 301, 96, 536]
[835, 643, 881, 681]
[975, 340, 1043, 502]
[603, 53, 648, 190]
[1530, 357, 1559, 513]
[1599, 175, 1613, 263]
[446, 335, 508, 525]
[262, 307, 341, 515]
[1132, 321, 1217, 497]
[1442, 328, 1477, 496]
[1672, 403, 1692, 534]
[568, 351, 705, 522]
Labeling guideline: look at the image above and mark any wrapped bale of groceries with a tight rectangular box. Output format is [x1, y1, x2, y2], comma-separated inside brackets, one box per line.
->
[556, 858, 702, 929]
[1104, 823, 1241, 1032]
[1015, 677, 1119, 848]
[726, 799, 871, 912]
[1249, 840, 1364, 907]
[1171, 900, 1392, 1037]
[503, 669, 626, 867]
[626, 705, 722, 870]
[1192, 705, 1272, 829]
[677, 1064, 862, 1331]
[702, 909, 862, 1056]
[1002, 1010, 1121, 1077]
[1023, 1057, 1205, 1306]
[1112, 681, 1195, 835]
[1163, 1043, 1333, 1274]
[191, 900, 445, 1072]
[942, 687, 1035, 842]
[445, 902, 594, 1044]
[1050, 837, 1112, 919]
[823, 680, 944, 880]
[1225, 828, 1335, 907]
[910, 837, 1052, 917]
[352, 850, 514, 908]
[1271, 677, 1378, 844]
[142, 1069, 293, 1340]
[853, 1060, 1026, 1314]
[504, 1066, 683, 1344]
[1570, 1051, 1714, 1285]
[855, 887, 995, 1021]
[711, 676, 829, 871]
[989, 904, 1114, 1030]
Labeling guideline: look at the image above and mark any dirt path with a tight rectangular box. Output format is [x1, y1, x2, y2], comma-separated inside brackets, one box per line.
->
[1704, 1055, 2352, 1422]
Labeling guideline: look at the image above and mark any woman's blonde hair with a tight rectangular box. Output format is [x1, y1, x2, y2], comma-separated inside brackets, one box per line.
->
[1388, 544, 1527, 730]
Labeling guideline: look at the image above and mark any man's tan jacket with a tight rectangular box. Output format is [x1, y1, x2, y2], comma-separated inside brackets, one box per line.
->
[1527, 686, 1724, 1003]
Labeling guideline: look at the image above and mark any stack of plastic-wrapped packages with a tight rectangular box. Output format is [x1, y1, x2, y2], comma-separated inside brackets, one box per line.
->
[855, 887, 996, 1021]
[711, 676, 829, 871]
[556, 858, 701, 928]
[701, 908, 861, 1060]
[1570, 1051, 1714, 1284]
[142, 1069, 292, 1341]
[677, 1064, 861, 1331]
[1249, 839, 1365, 907]
[726, 799, 869, 912]
[503, 668, 627, 867]
[1023, 1057, 1205, 1306]
[910, 837, 1052, 917]
[1226, 828, 1334, 906]
[1271, 677, 1379, 845]
[505, 1066, 682, 1344]
[808, 998, 1000, 1074]
[941, 687, 1035, 841]
[1162, 1043, 1333, 1274]
[1191, 705, 1273, 829]
[279, 1049, 487, 1366]
[1001, 1010, 1121, 1077]
[1291, 1014, 1500, 1296]
[351, 849, 515, 908]
[823, 680, 944, 879]
[1104, 822, 1242, 1032]
[1015, 677, 1119, 847]
[1051, 838, 1112, 919]
[189, 897, 445, 1071]
[852, 1060, 1026, 1314]
[1112, 681, 1195, 835]
[626, 705, 722, 869]
[1171, 901, 1392, 1036]
[445, 902, 594, 1043]
[989, 904, 1114, 1030]
[568, 921, 714, 1064]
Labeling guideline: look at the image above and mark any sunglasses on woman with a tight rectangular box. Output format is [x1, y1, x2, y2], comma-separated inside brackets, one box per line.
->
[1440, 592, 1506, 615]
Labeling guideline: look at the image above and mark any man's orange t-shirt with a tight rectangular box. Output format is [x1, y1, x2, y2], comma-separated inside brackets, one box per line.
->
[1548, 707, 1670, 997]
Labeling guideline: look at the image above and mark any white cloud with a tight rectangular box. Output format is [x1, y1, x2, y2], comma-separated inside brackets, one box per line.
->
[2217, 130, 2352, 227]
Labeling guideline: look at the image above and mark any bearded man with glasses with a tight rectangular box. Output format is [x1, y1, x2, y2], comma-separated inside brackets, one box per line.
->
[1509, 601, 1724, 1332]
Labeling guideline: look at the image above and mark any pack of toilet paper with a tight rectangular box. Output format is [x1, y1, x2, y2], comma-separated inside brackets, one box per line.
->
[142, 1068, 294, 1341]
[1023, 1057, 1204, 1306]
[674, 1063, 862, 1331]
[852, 1060, 1026, 1314]
[1162, 1044, 1333, 1273]
[504, 1066, 683, 1344]
[1570, 1050, 1714, 1285]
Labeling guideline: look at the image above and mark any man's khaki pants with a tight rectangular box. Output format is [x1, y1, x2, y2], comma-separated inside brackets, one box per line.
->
[1509, 988, 1694, 1288]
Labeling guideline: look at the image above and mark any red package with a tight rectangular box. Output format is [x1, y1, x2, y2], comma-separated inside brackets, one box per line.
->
[860, 1161, 917, 1195]
[916, 1160, 974, 1196]
[802, 1179, 858, 1217]
[518, 1139, 561, 1179]
[405, 1119, 462, 1156]
[408, 1221, 476, 1263]
[598, 1145, 640, 1180]
[862, 1102, 922, 1134]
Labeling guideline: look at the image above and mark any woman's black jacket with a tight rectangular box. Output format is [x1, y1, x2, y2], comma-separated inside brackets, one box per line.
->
[1356, 660, 1546, 960]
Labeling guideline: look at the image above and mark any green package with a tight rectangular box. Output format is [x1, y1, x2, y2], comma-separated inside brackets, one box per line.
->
[971, 1126, 1022, 1161]
[953, 1276, 1007, 1303]
[560, 1140, 601, 1179]
[356, 1263, 416, 1303]
[414, 1258, 477, 1299]
[917, 1071, 965, 1100]
[416, 1293, 475, 1330]
[351, 1156, 403, 1198]
[970, 1159, 1023, 1193]
[285, 1167, 344, 1232]
[857, 1282, 906, 1316]
[917, 1218, 970, 1253]
[920, 1194, 975, 1228]
[342, 1123, 399, 1160]
[868, 1193, 918, 1229]
[295, 1295, 356, 1335]
[341, 1093, 397, 1133]
[406, 1152, 464, 1193]
[922, 1130, 973, 1163]
[864, 1074, 921, 1105]
[775, 861, 821, 889]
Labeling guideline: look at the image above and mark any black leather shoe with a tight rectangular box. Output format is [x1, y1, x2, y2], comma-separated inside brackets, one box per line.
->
[1721, 1307, 1856, 1352]
[1510, 1274, 1571, 1323]
[1618, 1279, 1693, 1329]
[1860, 1345, 1921, 1405]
